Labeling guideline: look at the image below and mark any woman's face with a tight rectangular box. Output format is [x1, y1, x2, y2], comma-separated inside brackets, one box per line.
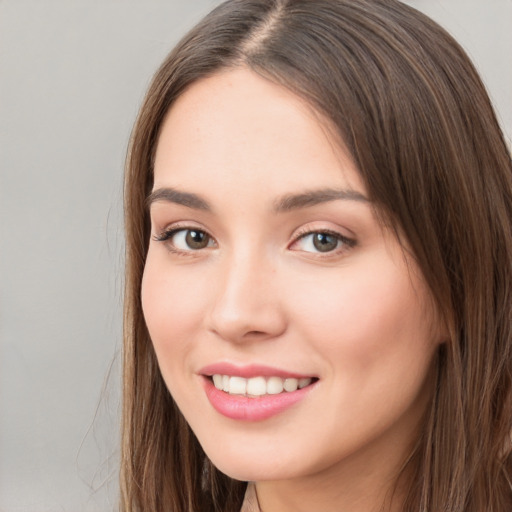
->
[142, 68, 443, 484]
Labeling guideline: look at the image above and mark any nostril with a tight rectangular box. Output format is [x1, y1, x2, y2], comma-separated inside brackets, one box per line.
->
[244, 330, 267, 338]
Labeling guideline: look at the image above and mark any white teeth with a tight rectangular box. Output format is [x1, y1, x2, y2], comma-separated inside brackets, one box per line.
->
[299, 377, 312, 389]
[211, 374, 314, 396]
[246, 376, 266, 396]
[212, 374, 223, 389]
[283, 378, 299, 392]
[228, 376, 247, 395]
[267, 376, 284, 394]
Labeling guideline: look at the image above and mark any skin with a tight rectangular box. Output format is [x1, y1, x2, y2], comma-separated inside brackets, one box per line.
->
[142, 68, 444, 512]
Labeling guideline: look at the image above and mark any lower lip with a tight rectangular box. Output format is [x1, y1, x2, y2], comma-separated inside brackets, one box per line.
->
[202, 377, 315, 421]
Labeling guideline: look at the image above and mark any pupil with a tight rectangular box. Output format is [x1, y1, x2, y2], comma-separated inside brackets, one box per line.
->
[313, 233, 338, 252]
[185, 230, 208, 249]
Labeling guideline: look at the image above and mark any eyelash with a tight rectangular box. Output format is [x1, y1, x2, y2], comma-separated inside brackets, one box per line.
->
[152, 225, 356, 257]
[291, 227, 356, 256]
[152, 224, 215, 256]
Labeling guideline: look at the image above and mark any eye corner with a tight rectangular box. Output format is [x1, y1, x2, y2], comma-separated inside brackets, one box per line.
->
[289, 228, 356, 257]
[152, 224, 216, 256]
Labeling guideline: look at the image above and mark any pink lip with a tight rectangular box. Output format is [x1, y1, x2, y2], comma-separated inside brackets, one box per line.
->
[199, 362, 312, 379]
[199, 363, 317, 422]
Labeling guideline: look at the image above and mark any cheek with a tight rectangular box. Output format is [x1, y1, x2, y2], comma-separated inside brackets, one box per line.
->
[141, 252, 207, 367]
[288, 257, 437, 377]
[284, 260, 439, 456]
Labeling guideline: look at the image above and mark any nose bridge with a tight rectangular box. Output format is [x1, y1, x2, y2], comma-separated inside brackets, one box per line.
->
[208, 242, 285, 342]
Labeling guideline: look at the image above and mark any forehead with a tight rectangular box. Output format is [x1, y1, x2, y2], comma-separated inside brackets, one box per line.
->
[153, 68, 364, 197]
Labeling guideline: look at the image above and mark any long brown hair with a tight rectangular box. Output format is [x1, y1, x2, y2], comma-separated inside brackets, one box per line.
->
[121, 1, 512, 510]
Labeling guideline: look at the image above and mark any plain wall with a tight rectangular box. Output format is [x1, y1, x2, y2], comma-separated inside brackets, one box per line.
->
[1, 1, 510, 511]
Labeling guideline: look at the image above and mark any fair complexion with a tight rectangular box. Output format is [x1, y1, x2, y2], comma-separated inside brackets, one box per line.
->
[142, 68, 443, 512]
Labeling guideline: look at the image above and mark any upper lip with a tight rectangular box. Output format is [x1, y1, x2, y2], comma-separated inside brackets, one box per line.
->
[199, 362, 315, 379]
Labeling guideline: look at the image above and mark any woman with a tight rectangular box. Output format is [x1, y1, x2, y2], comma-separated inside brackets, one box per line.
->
[121, 0, 512, 510]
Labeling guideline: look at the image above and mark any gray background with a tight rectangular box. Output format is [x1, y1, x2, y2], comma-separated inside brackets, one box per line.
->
[1, 1, 510, 511]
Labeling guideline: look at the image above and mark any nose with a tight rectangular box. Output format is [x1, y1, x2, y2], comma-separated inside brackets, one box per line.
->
[206, 250, 287, 344]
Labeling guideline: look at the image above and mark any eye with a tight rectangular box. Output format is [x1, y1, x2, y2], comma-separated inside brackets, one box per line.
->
[153, 227, 215, 251]
[292, 230, 354, 254]
[174, 229, 213, 250]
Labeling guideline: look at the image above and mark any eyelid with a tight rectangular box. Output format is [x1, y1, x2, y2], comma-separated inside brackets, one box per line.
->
[289, 225, 356, 255]
[152, 222, 217, 254]
[152, 220, 209, 240]
[151, 221, 356, 257]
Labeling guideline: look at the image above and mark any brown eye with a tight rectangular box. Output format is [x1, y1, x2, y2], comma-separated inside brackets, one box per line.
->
[312, 233, 339, 252]
[153, 228, 215, 251]
[184, 229, 210, 249]
[291, 230, 355, 255]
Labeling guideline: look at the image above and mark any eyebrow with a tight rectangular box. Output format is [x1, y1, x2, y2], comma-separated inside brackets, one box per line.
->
[273, 188, 369, 212]
[146, 187, 211, 211]
[146, 186, 369, 212]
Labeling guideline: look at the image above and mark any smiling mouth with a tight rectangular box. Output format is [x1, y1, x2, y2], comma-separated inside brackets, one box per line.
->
[209, 374, 317, 397]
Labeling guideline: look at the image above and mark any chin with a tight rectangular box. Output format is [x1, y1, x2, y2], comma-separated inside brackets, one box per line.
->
[201, 439, 311, 483]
[210, 458, 294, 483]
